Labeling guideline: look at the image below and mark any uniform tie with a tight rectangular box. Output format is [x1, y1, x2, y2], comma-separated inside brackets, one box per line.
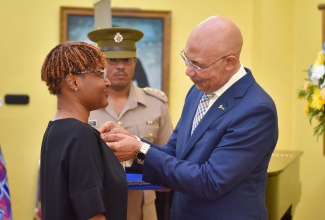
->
[191, 93, 216, 134]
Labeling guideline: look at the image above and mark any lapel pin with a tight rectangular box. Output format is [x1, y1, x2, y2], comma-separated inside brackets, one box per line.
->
[218, 105, 225, 110]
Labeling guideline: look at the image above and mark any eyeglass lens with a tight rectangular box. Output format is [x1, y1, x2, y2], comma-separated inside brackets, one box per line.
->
[107, 58, 135, 65]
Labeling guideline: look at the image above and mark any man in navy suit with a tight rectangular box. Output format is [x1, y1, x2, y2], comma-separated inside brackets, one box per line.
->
[101, 15, 278, 220]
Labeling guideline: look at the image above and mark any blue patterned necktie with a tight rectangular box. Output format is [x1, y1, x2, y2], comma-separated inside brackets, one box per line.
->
[191, 93, 216, 134]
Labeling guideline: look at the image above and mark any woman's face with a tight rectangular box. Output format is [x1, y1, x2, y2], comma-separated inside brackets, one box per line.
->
[76, 67, 111, 111]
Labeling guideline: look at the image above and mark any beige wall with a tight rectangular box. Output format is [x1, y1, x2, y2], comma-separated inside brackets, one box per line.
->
[0, 0, 324, 219]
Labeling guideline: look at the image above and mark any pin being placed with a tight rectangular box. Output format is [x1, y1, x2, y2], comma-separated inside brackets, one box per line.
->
[218, 105, 225, 110]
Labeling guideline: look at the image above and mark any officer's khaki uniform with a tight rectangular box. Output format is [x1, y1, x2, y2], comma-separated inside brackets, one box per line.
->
[89, 83, 173, 220]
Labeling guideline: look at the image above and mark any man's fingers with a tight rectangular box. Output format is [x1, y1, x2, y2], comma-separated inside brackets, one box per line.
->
[98, 121, 115, 133]
[101, 133, 119, 142]
[106, 140, 115, 147]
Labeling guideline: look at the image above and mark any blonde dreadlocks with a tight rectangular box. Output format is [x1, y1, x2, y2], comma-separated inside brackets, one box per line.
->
[41, 41, 106, 95]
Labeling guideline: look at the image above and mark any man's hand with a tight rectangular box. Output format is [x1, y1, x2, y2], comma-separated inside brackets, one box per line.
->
[98, 121, 133, 142]
[99, 121, 132, 138]
[104, 133, 142, 162]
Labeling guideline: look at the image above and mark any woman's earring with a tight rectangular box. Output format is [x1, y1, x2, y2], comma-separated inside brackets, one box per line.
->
[74, 88, 79, 92]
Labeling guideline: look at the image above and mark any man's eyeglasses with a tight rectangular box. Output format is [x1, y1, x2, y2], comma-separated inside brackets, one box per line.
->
[107, 58, 136, 66]
[180, 50, 228, 72]
[72, 68, 107, 81]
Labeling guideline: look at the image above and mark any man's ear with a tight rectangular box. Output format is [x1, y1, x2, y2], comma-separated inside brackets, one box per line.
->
[224, 55, 238, 71]
[65, 74, 78, 90]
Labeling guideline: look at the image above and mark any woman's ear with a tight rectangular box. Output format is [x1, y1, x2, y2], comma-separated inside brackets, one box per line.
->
[65, 74, 78, 90]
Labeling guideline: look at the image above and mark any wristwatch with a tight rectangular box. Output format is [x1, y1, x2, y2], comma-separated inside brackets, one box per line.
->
[136, 142, 151, 164]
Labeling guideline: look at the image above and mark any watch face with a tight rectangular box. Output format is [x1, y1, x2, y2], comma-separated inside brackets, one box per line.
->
[137, 152, 145, 161]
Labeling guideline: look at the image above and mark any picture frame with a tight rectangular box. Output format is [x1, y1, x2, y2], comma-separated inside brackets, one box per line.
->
[60, 7, 171, 97]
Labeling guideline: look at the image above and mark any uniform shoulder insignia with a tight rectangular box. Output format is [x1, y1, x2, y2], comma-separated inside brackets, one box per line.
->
[143, 87, 168, 103]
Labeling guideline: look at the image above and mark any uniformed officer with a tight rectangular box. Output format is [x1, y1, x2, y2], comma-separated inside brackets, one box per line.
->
[87, 27, 173, 220]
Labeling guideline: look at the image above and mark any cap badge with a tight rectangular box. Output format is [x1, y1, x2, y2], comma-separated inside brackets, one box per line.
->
[114, 32, 123, 43]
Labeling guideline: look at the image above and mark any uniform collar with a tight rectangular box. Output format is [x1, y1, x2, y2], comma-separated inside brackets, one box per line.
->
[104, 83, 147, 119]
[128, 83, 147, 108]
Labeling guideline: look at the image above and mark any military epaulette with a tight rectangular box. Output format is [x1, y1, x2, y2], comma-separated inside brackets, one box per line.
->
[143, 87, 168, 103]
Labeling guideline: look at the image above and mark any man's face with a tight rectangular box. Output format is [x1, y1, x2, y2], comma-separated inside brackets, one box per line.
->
[105, 58, 137, 91]
[183, 48, 231, 94]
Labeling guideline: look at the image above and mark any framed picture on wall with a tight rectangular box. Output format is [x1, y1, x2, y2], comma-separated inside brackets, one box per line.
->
[60, 7, 171, 96]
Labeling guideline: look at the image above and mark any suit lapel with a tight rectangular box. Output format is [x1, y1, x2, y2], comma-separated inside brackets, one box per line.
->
[186, 92, 203, 138]
[175, 91, 202, 155]
[180, 90, 235, 159]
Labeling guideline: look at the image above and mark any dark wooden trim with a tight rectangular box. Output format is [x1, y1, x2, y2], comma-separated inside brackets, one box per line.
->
[60, 7, 171, 97]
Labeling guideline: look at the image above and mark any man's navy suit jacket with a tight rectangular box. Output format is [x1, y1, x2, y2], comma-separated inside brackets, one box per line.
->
[142, 68, 278, 220]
